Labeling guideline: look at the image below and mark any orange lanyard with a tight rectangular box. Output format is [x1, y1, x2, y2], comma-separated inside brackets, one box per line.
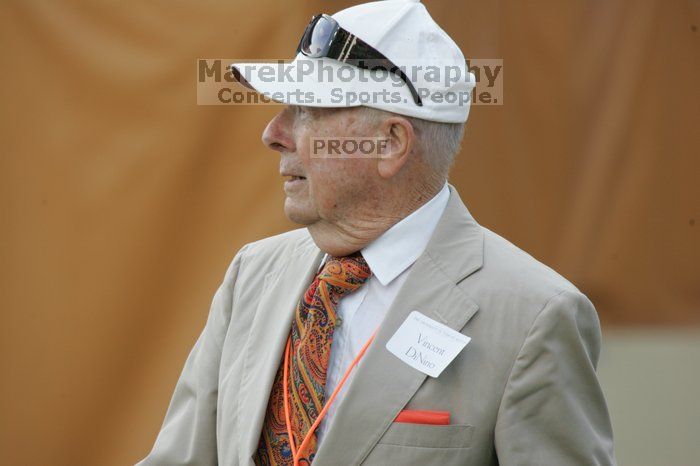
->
[282, 328, 378, 466]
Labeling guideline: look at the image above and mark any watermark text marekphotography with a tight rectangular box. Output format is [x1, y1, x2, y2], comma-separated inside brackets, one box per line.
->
[197, 58, 503, 106]
[310, 137, 390, 159]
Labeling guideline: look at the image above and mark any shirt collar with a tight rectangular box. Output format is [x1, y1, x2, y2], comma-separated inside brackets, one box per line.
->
[317, 182, 450, 286]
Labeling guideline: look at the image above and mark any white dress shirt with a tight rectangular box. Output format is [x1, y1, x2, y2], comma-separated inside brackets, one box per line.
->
[315, 181, 450, 442]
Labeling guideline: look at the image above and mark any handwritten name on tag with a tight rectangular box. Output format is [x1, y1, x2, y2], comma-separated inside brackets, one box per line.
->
[385, 311, 471, 378]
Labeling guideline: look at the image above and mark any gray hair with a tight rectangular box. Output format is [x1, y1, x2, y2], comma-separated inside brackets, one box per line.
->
[358, 106, 465, 178]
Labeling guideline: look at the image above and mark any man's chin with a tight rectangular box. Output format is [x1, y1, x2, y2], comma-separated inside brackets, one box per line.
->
[283, 201, 317, 226]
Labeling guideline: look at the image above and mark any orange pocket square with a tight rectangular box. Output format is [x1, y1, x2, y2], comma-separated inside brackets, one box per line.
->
[394, 409, 450, 425]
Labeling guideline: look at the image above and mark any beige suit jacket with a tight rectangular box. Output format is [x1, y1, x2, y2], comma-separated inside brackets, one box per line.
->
[137, 184, 616, 465]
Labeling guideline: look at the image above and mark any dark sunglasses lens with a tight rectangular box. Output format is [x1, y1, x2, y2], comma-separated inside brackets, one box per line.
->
[302, 16, 335, 57]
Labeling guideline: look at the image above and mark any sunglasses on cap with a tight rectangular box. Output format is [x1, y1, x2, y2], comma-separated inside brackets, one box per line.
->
[296, 14, 423, 106]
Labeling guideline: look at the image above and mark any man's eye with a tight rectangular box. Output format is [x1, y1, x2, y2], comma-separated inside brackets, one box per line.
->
[296, 107, 313, 120]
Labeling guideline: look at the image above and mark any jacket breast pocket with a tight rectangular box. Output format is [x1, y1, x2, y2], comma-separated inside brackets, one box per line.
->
[361, 423, 474, 466]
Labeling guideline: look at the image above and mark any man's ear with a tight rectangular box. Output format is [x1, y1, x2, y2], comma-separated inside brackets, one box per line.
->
[377, 116, 414, 179]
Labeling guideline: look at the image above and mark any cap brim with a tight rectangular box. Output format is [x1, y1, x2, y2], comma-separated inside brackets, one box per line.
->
[228, 54, 474, 123]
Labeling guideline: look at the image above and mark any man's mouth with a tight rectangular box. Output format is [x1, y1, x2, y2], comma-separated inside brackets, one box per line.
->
[288, 175, 306, 181]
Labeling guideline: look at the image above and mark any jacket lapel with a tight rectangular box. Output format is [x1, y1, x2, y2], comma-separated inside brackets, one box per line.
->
[237, 234, 323, 465]
[312, 185, 484, 465]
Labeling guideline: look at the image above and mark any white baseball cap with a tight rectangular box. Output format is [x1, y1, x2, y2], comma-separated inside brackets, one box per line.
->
[229, 0, 475, 123]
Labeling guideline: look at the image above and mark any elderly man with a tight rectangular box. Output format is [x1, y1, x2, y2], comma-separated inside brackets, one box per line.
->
[138, 1, 616, 465]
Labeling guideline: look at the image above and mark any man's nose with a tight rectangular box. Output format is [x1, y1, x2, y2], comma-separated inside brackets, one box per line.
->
[262, 108, 296, 153]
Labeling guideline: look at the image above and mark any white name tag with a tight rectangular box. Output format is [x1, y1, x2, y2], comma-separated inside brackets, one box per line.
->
[385, 311, 471, 378]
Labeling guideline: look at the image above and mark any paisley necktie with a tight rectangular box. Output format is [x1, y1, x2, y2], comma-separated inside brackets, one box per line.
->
[254, 252, 372, 465]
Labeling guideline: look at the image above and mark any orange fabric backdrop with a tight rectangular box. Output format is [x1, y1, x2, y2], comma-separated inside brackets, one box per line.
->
[1, 1, 698, 464]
